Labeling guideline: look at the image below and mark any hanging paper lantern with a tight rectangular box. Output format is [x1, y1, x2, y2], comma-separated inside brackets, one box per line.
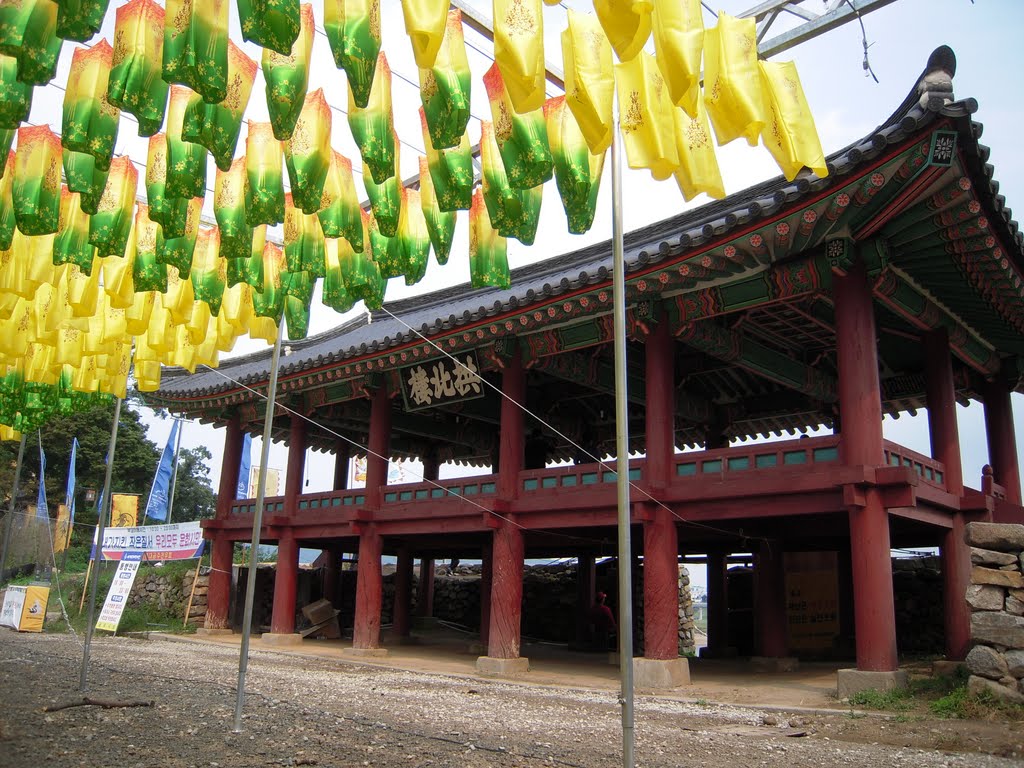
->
[545, 96, 604, 235]
[469, 189, 509, 290]
[0, 0, 36, 56]
[561, 10, 614, 155]
[615, 51, 679, 180]
[367, 212, 404, 280]
[417, 156, 454, 265]
[322, 237, 354, 314]
[100, 242, 135, 308]
[283, 194, 326, 277]
[124, 289, 154, 335]
[285, 88, 331, 214]
[363, 135, 400, 237]
[347, 52, 394, 185]
[107, 0, 167, 136]
[672, 101, 724, 202]
[214, 157, 252, 261]
[0, 55, 33, 129]
[0, 152, 14, 250]
[63, 41, 119, 172]
[493, 0, 544, 113]
[652, 0, 704, 116]
[53, 186, 93, 273]
[324, 0, 379, 109]
[245, 121, 286, 227]
[594, 0, 652, 63]
[397, 187, 430, 286]
[759, 59, 828, 182]
[165, 86, 208, 200]
[283, 292, 311, 340]
[163, 0, 228, 104]
[339, 210, 384, 309]
[418, 9, 470, 151]
[479, 120, 542, 246]
[66, 260, 101, 317]
[131, 204, 167, 292]
[182, 41, 257, 172]
[54, 0, 110, 42]
[318, 150, 363, 251]
[162, 264, 195, 325]
[191, 226, 226, 315]
[263, 2, 313, 140]
[246, 315, 278, 344]
[483, 63, 552, 190]
[703, 12, 765, 147]
[144, 133, 191, 239]
[252, 241, 285, 320]
[88, 155, 137, 258]
[220, 280, 253, 334]
[226, 223, 265, 291]
[13, 125, 62, 236]
[238, 0, 299, 55]
[134, 357, 161, 392]
[420, 108, 473, 212]
[156, 196, 201, 277]
[401, 0, 447, 69]
[14, 0, 62, 86]
[62, 149, 108, 215]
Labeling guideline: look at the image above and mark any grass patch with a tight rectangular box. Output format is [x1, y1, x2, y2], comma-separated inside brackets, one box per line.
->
[847, 687, 913, 712]
[931, 685, 1024, 721]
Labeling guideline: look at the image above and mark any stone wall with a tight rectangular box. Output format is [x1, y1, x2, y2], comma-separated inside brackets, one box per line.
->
[964, 522, 1024, 703]
[128, 567, 209, 627]
[892, 556, 945, 655]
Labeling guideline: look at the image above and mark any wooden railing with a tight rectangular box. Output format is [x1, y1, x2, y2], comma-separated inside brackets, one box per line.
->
[672, 435, 841, 479]
[882, 440, 946, 489]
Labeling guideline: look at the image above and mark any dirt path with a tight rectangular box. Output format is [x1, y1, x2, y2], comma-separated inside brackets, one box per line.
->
[1, 630, 1021, 767]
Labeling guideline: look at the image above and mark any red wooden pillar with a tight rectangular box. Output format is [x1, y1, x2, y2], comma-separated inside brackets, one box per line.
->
[270, 534, 299, 634]
[415, 558, 435, 617]
[353, 527, 383, 649]
[333, 440, 350, 491]
[755, 541, 789, 658]
[924, 329, 964, 495]
[942, 513, 971, 660]
[644, 319, 674, 486]
[392, 547, 413, 638]
[834, 260, 897, 671]
[486, 521, 524, 658]
[422, 450, 440, 483]
[284, 416, 307, 516]
[497, 349, 525, 499]
[205, 538, 234, 630]
[983, 375, 1022, 505]
[705, 551, 729, 656]
[575, 553, 596, 648]
[216, 416, 244, 516]
[364, 385, 392, 510]
[480, 540, 493, 646]
[643, 505, 679, 659]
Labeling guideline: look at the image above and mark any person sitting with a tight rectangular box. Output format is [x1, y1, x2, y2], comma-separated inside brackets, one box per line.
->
[589, 591, 617, 651]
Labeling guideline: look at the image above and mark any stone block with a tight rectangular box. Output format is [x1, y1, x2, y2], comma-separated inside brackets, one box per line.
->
[259, 632, 304, 647]
[971, 612, 1024, 649]
[966, 523, 1024, 551]
[971, 547, 1020, 567]
[966, 645, 1009, 680]
[1012, 589, 1024, 603]
[968, 674, 1024, 704]
[195, 627, 234, 637]
[1008, 596, 1024, 616]
[971, 566, 1024, 589]
[836, 669, 909, 699]
[750, 656, 800, 673]
[1005, 650, 1024, 678]
[634, 657, 690, 689]
[475, 656, 530, 676]
[966, 584, 1005, 612]
[341, 647, 388, 658]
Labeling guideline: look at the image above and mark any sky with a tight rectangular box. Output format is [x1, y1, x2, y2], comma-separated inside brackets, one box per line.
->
[28, 0, 1024, 586]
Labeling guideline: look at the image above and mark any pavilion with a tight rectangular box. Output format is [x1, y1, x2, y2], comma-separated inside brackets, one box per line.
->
[147, 47, 1024, 693]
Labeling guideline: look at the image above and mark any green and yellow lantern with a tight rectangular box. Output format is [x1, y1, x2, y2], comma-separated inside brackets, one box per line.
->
[284, 88, 331, 215]
[544, 96, 604, 235]
[54, 0, 111, 42]
[245, 120, 286, 227]
[165, 85, 208, 200]
[420, 107, 473, 212]
[263, 2, 313, 140]
[13, 124, 62, 236]
[469, 188, 509, 290]
[479, 119, 542, 246]
[54, 186, 93, 273]
[62, 40, 119, 171]
[131, 204, 167, 293]
[191, 226, 227, 315]
[363, 135, 401, 237]
[156, 195, 201, 277]
[324, 0, 379, 109]
[88, 155, 137, 258]
[318, 150, 363, 251]
[107, 0, 168, 136]
[418, 9, 471, 150]
[483, 62, 552, 190]
[347, 51, 395, 185]
[0, 55, 34, 129]
[238, 0, 300, 56]
[417, 155, 455, 265]
[163, 0, 229, 104]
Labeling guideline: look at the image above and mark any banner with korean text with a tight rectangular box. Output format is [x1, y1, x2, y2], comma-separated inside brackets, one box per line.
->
[95, 552, 143, 632]
[91, 521, 205, 562]
[1, 584, 50, 632]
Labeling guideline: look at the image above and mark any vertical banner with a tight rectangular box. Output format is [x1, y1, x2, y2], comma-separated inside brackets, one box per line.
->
[145, 420, 180, 522]
[237, 433, 252, 499]
[36, 441, 48, 520]
[66, 437, 79, 524]
[1, 586, 27, 629]
[18, 585, 49, 632]
[95, 551, 143, 632]
[111, 494, 139, 528]
[53, 503, 72, 553]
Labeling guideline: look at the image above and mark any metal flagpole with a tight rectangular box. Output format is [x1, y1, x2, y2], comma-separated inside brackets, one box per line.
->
[234, 320, 284, 732]
[166, 419, 184, 525]
[0, 433, 28, 580]
[80, 396, 122, 692]
[610, 86, 635, 768]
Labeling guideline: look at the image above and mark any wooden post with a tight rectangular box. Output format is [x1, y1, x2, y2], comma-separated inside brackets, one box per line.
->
[392, 547, 413, 639]
[270, 534, 299, 635]
[216, 417, 244, 518]
[705, 551, 729, 656]
[755, 541, 789, 658]
[333, 440, 351, 491]
[205, 538, 234, 630]
[284, 416, 308, 516]
[353, 527, 383, 649]
[486, 521, 524, 659]
[497, 350, 525, 501]
[644, 318, 674, 486]
[984, 373, 1022, 505]
[924, 329, 964, 495]
[415, 558, 435, 617]
[642, 506, 679, 659]
[364, 386, 392, 510]
[183, 565, 203, 628]
[479, 539, 493, 646]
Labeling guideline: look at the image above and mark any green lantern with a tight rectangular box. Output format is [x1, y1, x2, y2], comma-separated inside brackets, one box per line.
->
[469, 189, 510, 290]
[226, 223, 264, 292]
[0, 152, 15, 250]
[417, 156, 455, 265]
[165, 86, 208, 200]
[245, 120, 285, 227]
[62, 41, 119, 171]
[13, 125, 62, 236]
[107, 0, 168, 137]
[479, 120, 542, 246]
[155, 195, 200, 277]
[367, 213, 404, 281]
[347, 51, 394, 184]
[397, 187, 430, 287]
[318, 150, 363, 251]
[88, 155, 137, 258]
[191, 227, 226, 315]
[55, 187, 95, 274]
[252, 241, 285, 321]
[238, 0, 299, 56]
[13, 0, 62, 86]
[283, 195, 326, 278]
[419, 9, 471, 150]
[214, 157, 253, 261]
[363, 135, 400, 237]
[163, 0, 229, 104]
[283, 291, 311, 340]
[420, 107, 472, 212]
[263, 2, 313, 140]
[545, 96, 604, 235]
[54, 0, 111, 42]
[322, 236, 354, 313]
[324, 0, 379, 109]
[62, 148, 108, 215]
[339, 210, 384, 309]
[144, 133, 191, 239]
[284, 89, 331, 214]
[0, 55, 33, 129]
[484, 62, 553, 190]
[131, 204, 167, 293]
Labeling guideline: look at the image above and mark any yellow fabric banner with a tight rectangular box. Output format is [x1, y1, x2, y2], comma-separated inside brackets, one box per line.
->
[652, 0, 704, 116]
[493, 0, 545, 113]
[703, 12, 765, 147]
[53, 503, 72, 553]
[759, 60, 828, 181]
[111, 493, 139, 527]
[19, 585, 49, 632]
[594, 0, 652, 63]
[561, 10, 614, 155]
[672, 100, 725, 202]
[615, 52, 678, 180]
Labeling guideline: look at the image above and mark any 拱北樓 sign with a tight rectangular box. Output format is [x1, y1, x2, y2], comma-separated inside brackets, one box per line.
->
[400, 352, 484, 411]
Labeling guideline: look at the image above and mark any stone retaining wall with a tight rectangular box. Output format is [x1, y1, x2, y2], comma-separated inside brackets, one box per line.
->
[128, 567, 209, 627]
[964, 522, 1024, 702]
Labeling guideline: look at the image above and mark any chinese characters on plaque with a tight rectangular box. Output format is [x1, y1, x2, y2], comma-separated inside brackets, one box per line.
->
[401, 352, 484, 411]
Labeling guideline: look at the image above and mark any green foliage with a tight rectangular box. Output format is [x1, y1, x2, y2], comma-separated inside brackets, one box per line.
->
[169, 445, 216, 523]
[847, 687, 913, 712]
[931, 684, 1024, 721]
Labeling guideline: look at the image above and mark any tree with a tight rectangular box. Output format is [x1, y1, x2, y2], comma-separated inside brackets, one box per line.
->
[168, 445, 216, 523]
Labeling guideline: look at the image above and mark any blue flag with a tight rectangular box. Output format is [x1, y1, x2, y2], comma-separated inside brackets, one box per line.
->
[66, 437, 79, 524]
[237, 433, 252, 499]
[36, 439, 48, 520]
[144, 420, 179, 522]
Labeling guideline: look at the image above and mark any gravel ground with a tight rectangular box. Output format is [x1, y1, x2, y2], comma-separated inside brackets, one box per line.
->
[1, 630, 1022, 768]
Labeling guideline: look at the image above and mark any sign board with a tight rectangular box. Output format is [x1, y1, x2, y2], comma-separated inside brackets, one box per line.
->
[96, 552, 143, 632]
[400, 351, 484, 411]
[785, 551, 840, 652]
[1, 585, 50, 632]
[248, 466, 281, 498]
[92, 521, 205, 562]
[111, 493, 139, 527]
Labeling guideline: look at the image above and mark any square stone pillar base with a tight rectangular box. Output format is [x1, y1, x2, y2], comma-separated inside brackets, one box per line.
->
[634, 657, 691, 690]
[195, 627, 234, 638]
[476, 656, 530, 677]
[836, 668, 909, 699]
[259, 632, 303, 647]
[750, 656, 800, 673]
[342, 647, 388, 658]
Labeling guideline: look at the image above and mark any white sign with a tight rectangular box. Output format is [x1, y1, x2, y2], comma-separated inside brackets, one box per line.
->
[0, 586, 26, 629]
[95, 551, 143, 632]
[92, 521, 205, 562]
